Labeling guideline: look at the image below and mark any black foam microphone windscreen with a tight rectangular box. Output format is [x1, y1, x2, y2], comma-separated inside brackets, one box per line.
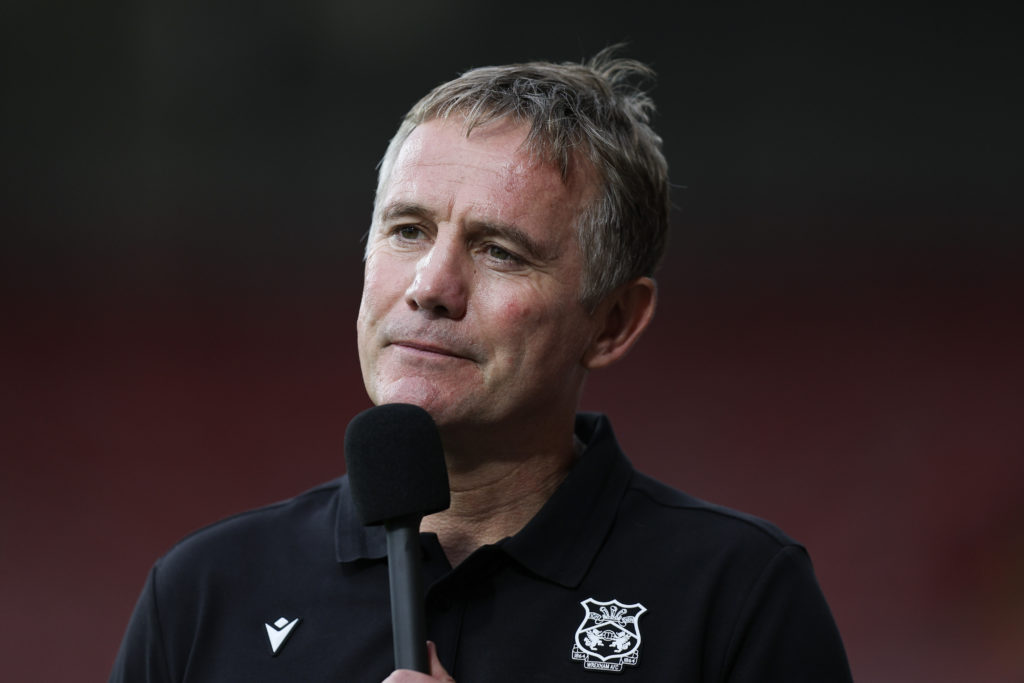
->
[344, 403, 450, 526]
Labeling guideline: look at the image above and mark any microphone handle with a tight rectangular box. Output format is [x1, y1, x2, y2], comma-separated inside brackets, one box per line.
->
[385, 515, 429, 673]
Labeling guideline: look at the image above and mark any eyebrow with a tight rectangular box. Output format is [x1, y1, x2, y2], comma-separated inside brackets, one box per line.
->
[378, 200, 558, 263]
[379, 201, 435, 224]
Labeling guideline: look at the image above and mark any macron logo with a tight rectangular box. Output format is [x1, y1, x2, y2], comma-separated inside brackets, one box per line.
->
[265, 617, 301, 655]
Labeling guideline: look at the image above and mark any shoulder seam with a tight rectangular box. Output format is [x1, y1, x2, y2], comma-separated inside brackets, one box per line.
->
[160, 478, 340, 557]
[149, 562, 174, 683]
[719, 544, 808, 680]
[627, 480, 795, 548]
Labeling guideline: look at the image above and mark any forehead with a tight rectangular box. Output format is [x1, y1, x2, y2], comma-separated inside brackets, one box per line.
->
[379, 118, 595, 229]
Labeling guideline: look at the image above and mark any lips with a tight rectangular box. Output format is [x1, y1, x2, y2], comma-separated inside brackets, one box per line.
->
[387, 338, 477, 362]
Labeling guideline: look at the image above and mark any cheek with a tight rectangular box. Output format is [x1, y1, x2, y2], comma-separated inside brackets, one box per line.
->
[501, 297, 530, 321]
[356, 285, 379, 337]
[357, 267, 399, 350]
[497, 294, 587, 357]
[361, 257, 405, 311]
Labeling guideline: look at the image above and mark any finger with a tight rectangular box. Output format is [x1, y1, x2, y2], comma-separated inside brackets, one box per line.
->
[381, 669, 437, 682]
[381, 643, 454, 683]
[427, 641, 455, 682]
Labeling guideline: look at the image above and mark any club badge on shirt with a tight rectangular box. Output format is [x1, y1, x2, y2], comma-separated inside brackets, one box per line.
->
[570, 598, 647, 673]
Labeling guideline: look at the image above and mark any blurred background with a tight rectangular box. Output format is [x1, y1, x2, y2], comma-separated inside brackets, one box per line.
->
[2, 2, 1022, 681]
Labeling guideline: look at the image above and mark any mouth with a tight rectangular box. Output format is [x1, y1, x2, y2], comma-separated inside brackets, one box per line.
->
[389, 340, 475, 362]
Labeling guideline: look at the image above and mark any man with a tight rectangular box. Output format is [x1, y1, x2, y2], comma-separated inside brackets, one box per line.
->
[111, 50, 852, 682]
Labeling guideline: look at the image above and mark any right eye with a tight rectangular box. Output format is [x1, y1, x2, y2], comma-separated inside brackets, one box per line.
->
[395, 225, 424, 240]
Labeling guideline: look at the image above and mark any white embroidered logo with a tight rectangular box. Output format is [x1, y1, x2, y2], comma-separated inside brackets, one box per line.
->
[571, 598, 647, 672]
[265, 617, 301, 655]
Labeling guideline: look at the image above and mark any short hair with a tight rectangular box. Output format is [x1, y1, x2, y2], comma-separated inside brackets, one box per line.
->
[374, 47, 670, 310]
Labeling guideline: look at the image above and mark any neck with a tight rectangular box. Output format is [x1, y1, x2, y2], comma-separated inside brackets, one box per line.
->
[421, 433, 577, 567]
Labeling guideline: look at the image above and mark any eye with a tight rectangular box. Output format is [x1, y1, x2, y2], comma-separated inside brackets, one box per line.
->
[487, 244, 516, 261]
[482, 243, 528, 270]
[396, 225, 424, 240]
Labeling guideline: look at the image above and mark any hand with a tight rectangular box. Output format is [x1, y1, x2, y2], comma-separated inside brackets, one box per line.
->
[383, 641, 455, 682]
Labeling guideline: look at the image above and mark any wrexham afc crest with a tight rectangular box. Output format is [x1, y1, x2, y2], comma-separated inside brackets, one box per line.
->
[571, 598, 647, 672]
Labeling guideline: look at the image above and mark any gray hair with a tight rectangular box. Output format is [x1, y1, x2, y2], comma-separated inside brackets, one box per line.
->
[374, 47, 670, 310]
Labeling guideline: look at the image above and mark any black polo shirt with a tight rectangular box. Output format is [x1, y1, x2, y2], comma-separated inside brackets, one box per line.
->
[110, 413, 852, 682]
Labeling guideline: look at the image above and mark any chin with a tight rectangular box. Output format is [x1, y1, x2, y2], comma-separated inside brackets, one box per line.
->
[373, 377, 448, 414]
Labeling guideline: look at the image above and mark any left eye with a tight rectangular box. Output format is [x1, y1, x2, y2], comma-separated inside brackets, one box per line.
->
[487, 245, 515, 261]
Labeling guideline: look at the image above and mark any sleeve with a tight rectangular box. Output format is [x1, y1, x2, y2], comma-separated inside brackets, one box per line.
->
[723, 545, 853, 683]
[108, 564, 173, 683]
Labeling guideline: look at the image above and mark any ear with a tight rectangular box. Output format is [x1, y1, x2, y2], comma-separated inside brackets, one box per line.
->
[583, 277, 658, 370]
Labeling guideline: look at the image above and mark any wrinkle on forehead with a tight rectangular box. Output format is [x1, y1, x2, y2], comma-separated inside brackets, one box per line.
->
[442, 116, 591, 191]
[379, 118, 598, 243]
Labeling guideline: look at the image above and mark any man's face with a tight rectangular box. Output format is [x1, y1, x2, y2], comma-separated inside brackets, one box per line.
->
[356, 117, 601, 441]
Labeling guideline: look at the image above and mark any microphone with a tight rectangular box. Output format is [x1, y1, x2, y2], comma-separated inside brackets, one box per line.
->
[344, 403, 450, 673]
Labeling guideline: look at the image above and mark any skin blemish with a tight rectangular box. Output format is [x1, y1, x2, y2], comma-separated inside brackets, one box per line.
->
[502, 162, 530, 195]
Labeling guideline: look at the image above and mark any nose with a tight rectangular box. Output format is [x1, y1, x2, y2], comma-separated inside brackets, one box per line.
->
[405, 237, 469, 319]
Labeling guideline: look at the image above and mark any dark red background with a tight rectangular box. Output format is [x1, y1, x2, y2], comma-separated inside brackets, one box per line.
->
[2, 3, 1022, 681]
